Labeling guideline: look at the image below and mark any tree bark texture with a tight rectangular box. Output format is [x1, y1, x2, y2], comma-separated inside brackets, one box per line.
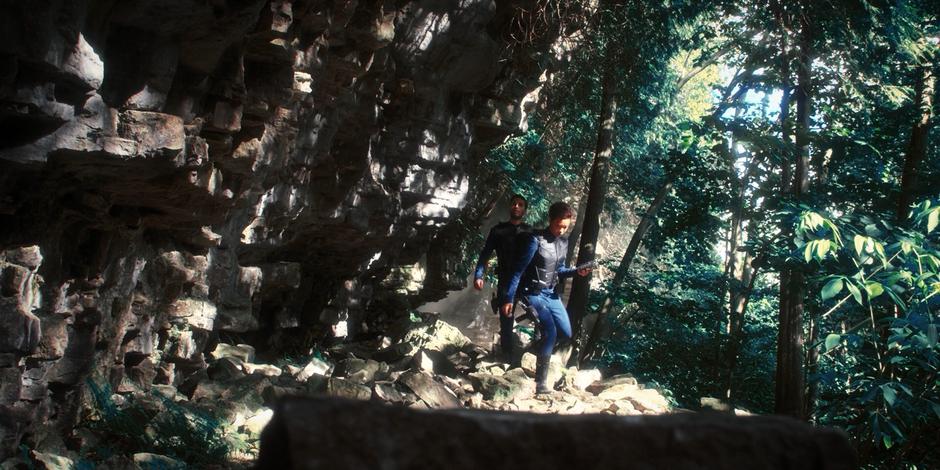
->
[568, 62, 617, 344]
[725, 255, 759, 403]
[559, 188, 590, 303]
[896, 65, 936, 223]
[775, 11, 811, 420]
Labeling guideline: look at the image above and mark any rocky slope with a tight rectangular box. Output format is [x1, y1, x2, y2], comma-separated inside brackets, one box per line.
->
[0, 0, 566, 461]
[6, 313, 676, 468]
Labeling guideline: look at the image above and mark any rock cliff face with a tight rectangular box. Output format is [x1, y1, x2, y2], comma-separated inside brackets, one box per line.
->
[0, 0, 554, 458]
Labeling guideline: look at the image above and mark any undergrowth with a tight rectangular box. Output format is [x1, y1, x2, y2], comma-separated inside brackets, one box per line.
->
[84, 379, 246, 467]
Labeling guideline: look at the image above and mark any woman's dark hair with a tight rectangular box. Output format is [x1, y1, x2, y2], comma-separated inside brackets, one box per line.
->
[510, 193, 528, 209]
[548, 201, 574, 221]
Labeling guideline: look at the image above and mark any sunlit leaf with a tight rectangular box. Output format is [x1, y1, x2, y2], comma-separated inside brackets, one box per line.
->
[883, 434, 893, 449]
[821, 278, 844, 300]
[874, 242, 886, 265]
[882, 384, 897, 406]
[854, 235, 865, 256]
[900, 241, 912, 255]
[865, 282, 884, 299]
[846, 282, 864, 305]
[825, 333, 841, 351]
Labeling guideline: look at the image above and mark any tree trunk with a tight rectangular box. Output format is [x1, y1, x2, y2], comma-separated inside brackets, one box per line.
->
[775, 12, 811, 420]
[568, 62, 617, 347]
[722, 113, 758, 404]
[559, 188, 590, 303]
[579, 176, 674, 363]
[897, 65, 936, 223]
[725, 255, 758, 399]
[771, 0, 793, 416]
[804, 308, 820, 422]
[567, 188, 589, 268]
[715, 107, 743, 386]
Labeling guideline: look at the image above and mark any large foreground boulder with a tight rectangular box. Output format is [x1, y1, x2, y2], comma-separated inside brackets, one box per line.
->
[257, 397, 856, 470]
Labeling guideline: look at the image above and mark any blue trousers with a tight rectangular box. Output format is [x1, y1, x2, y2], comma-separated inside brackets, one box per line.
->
[525, 290, 572, 357]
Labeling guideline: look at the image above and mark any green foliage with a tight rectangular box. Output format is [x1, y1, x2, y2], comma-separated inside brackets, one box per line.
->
[792, 203, 939, 466]
[579, 0, 938, 465]
[84, 379, 244, 466]
[598, 267, 719, 406]
[484, 130, 551, 222]
[474, 0, 938, 467]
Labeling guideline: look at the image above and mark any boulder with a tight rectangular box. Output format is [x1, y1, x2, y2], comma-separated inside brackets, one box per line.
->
[401, 319, 472, 355]
[570, 368, 602, 391]
[608, 400, 638, 416]
[586, 374, 638, 395]
[209, 343, 256, 363]
[373, 382, 406, 404]
[326, 378, 371, 401]
[290, 356, 333, 382]
[244, 363, 283, 377]
[257, 397, 858, 470]
[207, 357, 246, 381]
[30, 451, 74, 470]
[243, 408, 275, 435]
[398, 370, 461, 409]
[339, 358, 387, 384]
[133, 452, 185, 469]
[191, 374, 272, 414]
[596, 383, 640, 401]
[468, 368, 533, 403]
[412, 350, 435, 373]
[412, 349, 459, 377]
[626, 388, 670, 414]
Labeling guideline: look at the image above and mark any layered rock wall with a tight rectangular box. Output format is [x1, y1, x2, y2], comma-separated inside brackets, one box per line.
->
[0, 0, 555, 457]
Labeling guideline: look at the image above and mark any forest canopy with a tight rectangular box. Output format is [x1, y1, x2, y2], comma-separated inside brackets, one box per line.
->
[486, 0, 940, 467]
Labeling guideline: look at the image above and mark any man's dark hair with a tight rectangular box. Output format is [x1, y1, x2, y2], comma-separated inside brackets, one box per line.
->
[510, 193, 528, 209]
[548, 201, 574, 221]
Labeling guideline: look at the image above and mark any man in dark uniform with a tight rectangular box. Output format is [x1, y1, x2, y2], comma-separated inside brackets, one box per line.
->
[501, 201, 590, 394]
[473, 194, 531, 361]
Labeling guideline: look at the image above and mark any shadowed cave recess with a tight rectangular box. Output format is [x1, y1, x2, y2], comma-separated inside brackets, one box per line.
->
[0, 0, 553, 463]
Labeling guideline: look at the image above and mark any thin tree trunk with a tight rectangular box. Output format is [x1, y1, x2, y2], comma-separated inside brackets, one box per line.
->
[723, 118, 758, 403]
[805, 307, 820, 422]
[775, 11, 812, 420]
[560, 188, 590, 303]
[772, 0, 794, 414]
[568, 62, 618, 348]
[579, 176, 674, 363]
[715, 107, 743, 385]
[897, 65, 936, 223]
[726, 256, 759, 404]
